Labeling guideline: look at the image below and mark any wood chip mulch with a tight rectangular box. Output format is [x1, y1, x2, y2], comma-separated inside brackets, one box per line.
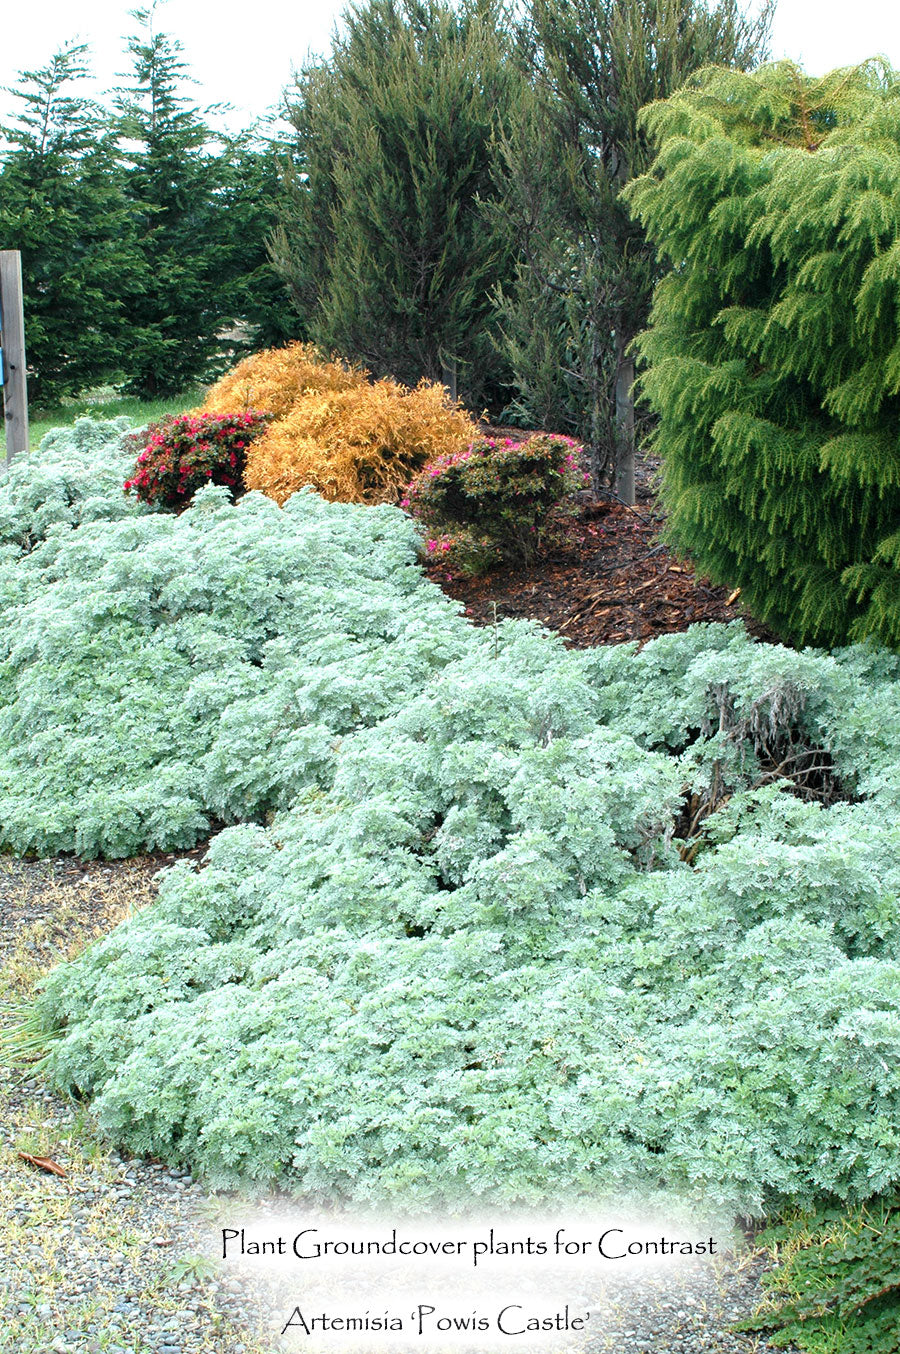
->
[424, 444, 780, 650]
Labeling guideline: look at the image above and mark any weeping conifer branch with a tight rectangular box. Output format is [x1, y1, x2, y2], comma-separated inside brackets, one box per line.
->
[625, 59, 900, 649]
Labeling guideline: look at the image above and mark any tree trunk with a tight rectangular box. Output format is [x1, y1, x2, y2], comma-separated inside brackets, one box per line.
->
[588, 319, 604, 495]
[441, 359, 457, 404]
[614, 345, 635, 506]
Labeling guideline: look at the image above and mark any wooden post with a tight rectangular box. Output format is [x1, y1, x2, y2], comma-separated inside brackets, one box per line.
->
[0, 251, 29, 462]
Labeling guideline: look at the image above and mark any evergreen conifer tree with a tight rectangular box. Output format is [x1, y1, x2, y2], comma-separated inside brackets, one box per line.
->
[112, 6, 231, 395]
[624, 60, 900, 648]
[112, 4, 293, 396]
[272, 0, 518, 409]
[490, 0, 773, 499]
[0, 43, 143, 404]
[214, 129, 306, 353]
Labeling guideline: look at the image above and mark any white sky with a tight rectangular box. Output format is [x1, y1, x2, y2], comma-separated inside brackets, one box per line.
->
[0, 0, 349, 136]
[1, 1, 899, 137]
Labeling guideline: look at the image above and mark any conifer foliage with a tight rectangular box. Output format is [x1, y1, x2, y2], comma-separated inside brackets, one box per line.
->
[626, 60, 900, 649]
[112, 7, 248, 397]
[489, 0, 773, 499]
[272, 0, 518, 408]
[0, 44, 143, 404]
[0, 15, 300, 404]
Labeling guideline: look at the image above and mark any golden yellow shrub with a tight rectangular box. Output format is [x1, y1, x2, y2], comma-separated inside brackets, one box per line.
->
[201, 342, 366, 421]
[244, 378, 478, 506]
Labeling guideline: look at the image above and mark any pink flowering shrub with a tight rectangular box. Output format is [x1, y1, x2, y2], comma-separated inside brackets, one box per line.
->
[124, 412, 271, 510]
[418, 529, 500, 576]
[404, 434, 587, 568]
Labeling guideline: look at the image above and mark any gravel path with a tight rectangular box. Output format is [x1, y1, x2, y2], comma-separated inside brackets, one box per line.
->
[0, 1071, 274, 1354]
[581, 1252, 793, 1353]
[1, 855, 795, 1354]
[0, 855, 276, 1354]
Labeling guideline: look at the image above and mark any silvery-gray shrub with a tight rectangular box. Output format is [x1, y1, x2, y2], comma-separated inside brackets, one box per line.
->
[13, 422, 900, 1214]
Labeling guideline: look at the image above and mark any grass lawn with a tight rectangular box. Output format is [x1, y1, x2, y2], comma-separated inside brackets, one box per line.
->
[28, 386, 207, 450]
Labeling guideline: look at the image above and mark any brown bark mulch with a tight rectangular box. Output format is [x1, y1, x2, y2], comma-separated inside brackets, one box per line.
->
[424, 442, 779, 650]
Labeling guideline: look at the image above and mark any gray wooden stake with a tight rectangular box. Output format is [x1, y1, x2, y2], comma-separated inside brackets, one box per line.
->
[0, 250, 29, 462]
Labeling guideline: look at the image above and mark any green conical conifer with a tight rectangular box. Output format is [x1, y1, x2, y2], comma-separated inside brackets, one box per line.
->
[272, 0, 518, 409]
[625, 60, 900, 649]
[490, 0, 773, 499]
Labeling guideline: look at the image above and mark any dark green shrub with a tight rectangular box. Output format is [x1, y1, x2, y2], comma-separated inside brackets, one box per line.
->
[273, 0, 519, 410]
[624, 61, 900, 649]
[124, 411, 269, 509]
[740, 1195, 900, 1352]
[403, 433, 586, 567]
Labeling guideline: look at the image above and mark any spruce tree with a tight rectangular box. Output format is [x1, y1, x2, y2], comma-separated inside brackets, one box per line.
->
[624, 60, 900, 648]
[272, 0, 518, 409]
[491, 0, 773, 499]
[209, 126, 306, 355]
[113, 5, 238, 396]
[0, 44, 142, 405]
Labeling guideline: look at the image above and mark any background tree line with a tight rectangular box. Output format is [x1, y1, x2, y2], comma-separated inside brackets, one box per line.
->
[0, 6, 302, 406]
[1, 0, 774, 497]
[273, 0, 773, 499]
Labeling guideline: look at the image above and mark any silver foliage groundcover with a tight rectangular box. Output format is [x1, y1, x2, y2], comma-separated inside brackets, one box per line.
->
[8, 420, 900, 1214]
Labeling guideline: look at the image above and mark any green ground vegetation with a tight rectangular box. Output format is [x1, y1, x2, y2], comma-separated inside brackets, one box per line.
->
[27, 389, 204, 450]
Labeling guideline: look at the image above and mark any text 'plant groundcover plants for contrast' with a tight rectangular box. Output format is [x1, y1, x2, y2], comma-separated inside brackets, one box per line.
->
[6, 420, 900, 1221]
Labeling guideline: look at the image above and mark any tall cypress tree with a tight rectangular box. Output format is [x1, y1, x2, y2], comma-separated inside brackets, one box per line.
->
[272, 0, 518, 409]
[624, 60, 900, 648]
[490, 0, 773, 499]
[0, 43, 143, 405]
